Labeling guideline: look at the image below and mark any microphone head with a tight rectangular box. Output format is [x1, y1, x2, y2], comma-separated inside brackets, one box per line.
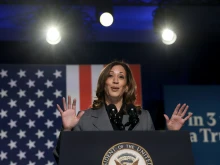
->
[107, 104, 117, 117]
[126, 104, 137, 116]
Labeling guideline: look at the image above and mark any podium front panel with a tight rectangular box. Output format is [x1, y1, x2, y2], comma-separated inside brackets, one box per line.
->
[59, 131, 194, 165]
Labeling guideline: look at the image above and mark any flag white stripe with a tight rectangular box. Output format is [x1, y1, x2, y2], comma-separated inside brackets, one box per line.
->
[66, 65, 80, 113]
[91, 65, 104, 102]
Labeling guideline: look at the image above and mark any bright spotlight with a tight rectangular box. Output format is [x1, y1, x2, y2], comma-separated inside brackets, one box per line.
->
[161, 29, 177, 45]
[100, 12, 114, 27]
[46, 27, 61, 45]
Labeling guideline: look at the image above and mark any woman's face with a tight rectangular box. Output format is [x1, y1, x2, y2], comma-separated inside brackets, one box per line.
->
[104, 65, 128, 101]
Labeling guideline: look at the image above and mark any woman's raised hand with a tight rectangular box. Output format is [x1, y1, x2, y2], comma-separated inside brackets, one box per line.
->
[57, 96, 84, 131]
[164, 103, 193, 131]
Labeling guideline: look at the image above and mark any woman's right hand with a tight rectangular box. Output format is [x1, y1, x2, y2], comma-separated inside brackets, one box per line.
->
[57, 96, 85, 131]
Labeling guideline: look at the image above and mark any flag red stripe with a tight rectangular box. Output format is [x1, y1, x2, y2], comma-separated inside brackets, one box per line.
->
[79, 65, 92, 110]
[130, 65, 142, 106]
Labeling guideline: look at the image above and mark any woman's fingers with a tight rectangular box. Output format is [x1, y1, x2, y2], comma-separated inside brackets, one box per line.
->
[57, 104, 63, 114]
[62, 97, 67, 111]
[163, 114, 170, 123]
[184, 112, 193, 121]
[72, 98, 76, 111]
[77, 110, 85, 119]
[177, 103, 186, 116]
[181, 105, 189, 117]
[173, 103, 181, 115]
[62, 96, 75, 110]
[68, 95, 71, 109]
[61, 96, 77, 115]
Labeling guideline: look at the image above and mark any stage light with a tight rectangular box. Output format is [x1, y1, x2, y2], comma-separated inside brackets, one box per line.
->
[30, 5, 86, 46]
[99, 12, 114, 27]
[46, 27, 61, 45]
[153, 7, 179, 45]
[161, 28, 177, 45]
[96, 0, 113, 27]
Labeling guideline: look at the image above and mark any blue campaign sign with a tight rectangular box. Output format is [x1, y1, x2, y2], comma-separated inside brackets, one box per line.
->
[164, 85, 220, 165]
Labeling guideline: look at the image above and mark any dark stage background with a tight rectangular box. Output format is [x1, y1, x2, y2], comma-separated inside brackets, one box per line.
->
[1, 3, 220, 164]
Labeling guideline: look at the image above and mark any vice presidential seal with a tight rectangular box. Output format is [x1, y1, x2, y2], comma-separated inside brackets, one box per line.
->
[102, 142, 153, 165]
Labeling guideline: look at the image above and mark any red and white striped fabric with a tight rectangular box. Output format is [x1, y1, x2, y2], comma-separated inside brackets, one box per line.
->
[66, 64, 142, 113]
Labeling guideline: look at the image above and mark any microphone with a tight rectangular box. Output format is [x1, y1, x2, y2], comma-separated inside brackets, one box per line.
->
[107, 104, 125, 130]
[124, 104, 139, 130]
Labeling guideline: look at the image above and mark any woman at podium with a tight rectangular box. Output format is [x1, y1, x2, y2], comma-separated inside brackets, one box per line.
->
[53, 61, 193, 163]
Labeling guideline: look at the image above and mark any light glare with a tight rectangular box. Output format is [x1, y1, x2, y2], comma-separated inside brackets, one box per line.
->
[161, 29, 177, 45]
[100, 12, 114, 27]
[46, 27, 61, 45]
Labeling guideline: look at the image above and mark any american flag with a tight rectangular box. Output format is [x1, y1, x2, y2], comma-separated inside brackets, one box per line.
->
[0, 64, 142, 165]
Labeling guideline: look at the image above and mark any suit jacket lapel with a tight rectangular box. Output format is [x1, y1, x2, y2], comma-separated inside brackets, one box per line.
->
[131, 112, 142, 131]
[91, 105, 113, 131]
[132, 121, 141, 131]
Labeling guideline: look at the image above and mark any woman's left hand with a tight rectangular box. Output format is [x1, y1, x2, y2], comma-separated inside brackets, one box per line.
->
[164, 103, 193, 130]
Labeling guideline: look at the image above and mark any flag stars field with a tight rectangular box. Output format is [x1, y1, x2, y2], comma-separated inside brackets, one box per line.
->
[0, 65, 141, 164]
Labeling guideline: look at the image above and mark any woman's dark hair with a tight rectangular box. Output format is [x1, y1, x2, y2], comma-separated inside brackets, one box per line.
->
[92, 61, 141, 112]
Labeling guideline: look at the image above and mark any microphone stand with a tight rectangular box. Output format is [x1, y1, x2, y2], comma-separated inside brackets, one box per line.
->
[124, 104, 139, 131]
